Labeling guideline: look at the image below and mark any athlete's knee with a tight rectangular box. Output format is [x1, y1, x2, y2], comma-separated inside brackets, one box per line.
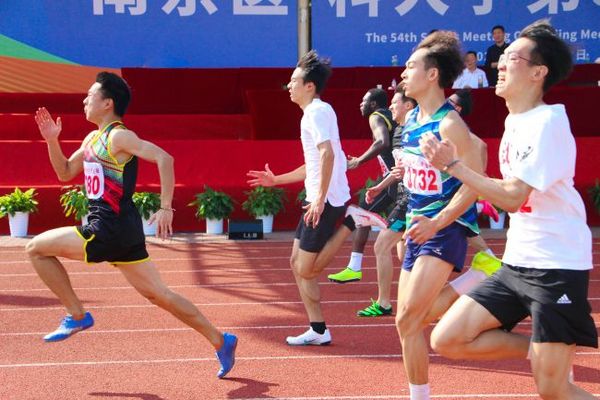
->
[25, 237, 44, 258]
[395, 303, 425, 338]
[373, 235, 394, 256]
[137, 284, 171, 305]
[534, 368, 569, 400]
[430, 326, 463, 358]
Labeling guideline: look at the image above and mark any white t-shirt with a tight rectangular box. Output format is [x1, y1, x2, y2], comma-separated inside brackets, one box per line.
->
[300, 98, 350, 207]
[499, 104, 592, 270]
[452, 68, 488, 89]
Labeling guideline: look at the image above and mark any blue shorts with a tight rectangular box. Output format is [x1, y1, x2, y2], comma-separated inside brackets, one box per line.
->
[402, 222, 468, 272]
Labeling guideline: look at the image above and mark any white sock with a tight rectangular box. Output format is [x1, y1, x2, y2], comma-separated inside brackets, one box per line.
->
[347, 252, 363, 272]
[409, 383, 430, 400]
[449, 268, 487, 295]
[485, 248, 496, 257]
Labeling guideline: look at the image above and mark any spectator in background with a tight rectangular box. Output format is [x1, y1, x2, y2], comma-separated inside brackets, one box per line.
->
[453, 51, 489, 89]
[485, 25, 509, 86]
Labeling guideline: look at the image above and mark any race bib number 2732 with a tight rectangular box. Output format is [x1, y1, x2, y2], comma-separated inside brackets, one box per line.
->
[402, 154, 442, 195]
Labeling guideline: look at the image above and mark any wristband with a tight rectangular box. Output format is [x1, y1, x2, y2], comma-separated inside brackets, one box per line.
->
[442, 159, 460, 172]
[160, 207, 175, 212]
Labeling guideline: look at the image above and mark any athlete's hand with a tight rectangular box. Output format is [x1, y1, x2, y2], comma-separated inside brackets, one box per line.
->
[346, 155, 360, 170]
[148, 209, 173, 240]
[390, 165, 404, 180]
[303, 199, 325, 228]
[419, 132, 457, 171]
[365, 186, 382, 204]
[34, 107, 62, 142]
[403, 215, 440, 245]
[247, 163, 276, 187]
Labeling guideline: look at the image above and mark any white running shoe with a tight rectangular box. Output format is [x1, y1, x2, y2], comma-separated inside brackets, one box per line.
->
[286, 328, 331, 346]
[346, 204, 387, 230]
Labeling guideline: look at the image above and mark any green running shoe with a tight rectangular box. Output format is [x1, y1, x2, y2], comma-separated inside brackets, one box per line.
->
[471, 252, 502, 277]
[357, 299, 392, 317]
[328, 267, 362, 283]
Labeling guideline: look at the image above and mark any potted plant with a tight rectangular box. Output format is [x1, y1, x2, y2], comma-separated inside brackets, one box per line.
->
[589, 179, 600, 215]
[188, 186, 235, 234]
[59, 185, 89, 225]
[0, 187, 39, 237]
[132, 191, 161, 236]
[242, 186, 287, 233]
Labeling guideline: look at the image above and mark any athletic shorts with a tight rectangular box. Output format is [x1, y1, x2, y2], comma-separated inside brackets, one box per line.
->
[76, 203, 149, 265]
[468, 263, 598, 348]
[402, 221, 468, 272]
[295, 201, 346, 253]
[359, 183, 397, 215]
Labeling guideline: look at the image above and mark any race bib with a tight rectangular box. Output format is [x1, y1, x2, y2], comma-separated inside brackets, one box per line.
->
[84, 161, 105, 200]
[376, 155, 390, 176]
[402, 153, 442, 195]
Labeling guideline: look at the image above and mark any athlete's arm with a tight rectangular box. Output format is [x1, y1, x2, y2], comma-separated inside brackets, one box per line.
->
[470, 133, 488, 170]
[247, 164, 306, 187]
[110, 129, 174, 239]
[347, 114, 390, 170]
[304, 140, 334, 227]
[34, 107, 87, 182]
[420, 135, 533, 212]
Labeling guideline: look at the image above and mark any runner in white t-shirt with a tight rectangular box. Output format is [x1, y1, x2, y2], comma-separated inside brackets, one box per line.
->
[246, 50, 386, 346]
[422, 20, 597, 400]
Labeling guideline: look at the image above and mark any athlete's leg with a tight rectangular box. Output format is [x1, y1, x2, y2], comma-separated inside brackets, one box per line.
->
[26, 227, 86, 318]
[530, 342, 596, 400]
[291, 239, 324, 322]
[351, 226, 371, 253]
[430, 295, 529, 360]
[467, 235, 492, 254]
[117, 260, 224, 349]
[395, 256, 453, 385]
[372, 228, 404, 309]
[311, 225, 353, 275]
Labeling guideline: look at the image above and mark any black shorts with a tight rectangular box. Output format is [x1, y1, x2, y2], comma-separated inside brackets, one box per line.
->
[295, 201, 346, 253]
[468, 263, 598, 348]
[358, 183, 397, 214]
[76, 203, 149, 265]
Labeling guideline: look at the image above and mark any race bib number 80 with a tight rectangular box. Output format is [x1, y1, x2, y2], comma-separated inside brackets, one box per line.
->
[84, 161, 105, 200]
[402, 153, 442, 195]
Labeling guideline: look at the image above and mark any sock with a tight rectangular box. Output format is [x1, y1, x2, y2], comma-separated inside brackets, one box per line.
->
[347, 252, 363, 272]
[342, 215, 356, 231]
[409, 383, 430, 400]
[310, 322, 327, 335]
[485, 248, 496, 257]
[449, 268, 487, 295]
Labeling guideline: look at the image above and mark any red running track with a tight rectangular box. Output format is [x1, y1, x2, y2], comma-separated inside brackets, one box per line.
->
[0, 237, 599, 400]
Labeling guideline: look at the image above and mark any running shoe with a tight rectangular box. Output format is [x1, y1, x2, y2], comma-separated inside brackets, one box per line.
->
[356, 299, 393, 317]
[43, 312, 94, 342]
[328, 267, 362, 283]
[345, 204, 387, 230]
[216, 332, 238, 379]
[286, 328, 331, 346]
[471, 251, 502, 277]
[477, 200, 499, 222]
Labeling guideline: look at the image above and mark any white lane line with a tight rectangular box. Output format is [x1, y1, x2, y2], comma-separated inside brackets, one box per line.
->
[2, 322, 598, 337]
[1, 352, 598, 369]
[0, 299, 377, 312]
[229, 394, 600, 400]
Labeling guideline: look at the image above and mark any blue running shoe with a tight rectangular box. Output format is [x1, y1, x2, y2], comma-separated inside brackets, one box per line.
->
[216, 332, 237, 379]
[44, 312, 94, 342]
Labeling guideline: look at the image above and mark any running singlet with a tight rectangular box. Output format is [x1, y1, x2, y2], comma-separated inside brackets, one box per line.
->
[83, 121, 138, 215]
[371, 108, 398, 176]
[400, 102, 478, 233]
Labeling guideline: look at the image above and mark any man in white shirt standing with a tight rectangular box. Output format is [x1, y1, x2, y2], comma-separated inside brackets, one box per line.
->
[247, 50, 385, 346]
[422, 20, 597, 399]
[453, 51, 489, 89]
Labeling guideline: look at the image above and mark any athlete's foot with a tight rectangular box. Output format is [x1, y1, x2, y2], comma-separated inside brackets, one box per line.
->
[328, 267, 362, 283]
[471, 251, 502, 277]
[216, 332, 238, 379]
[345, 204, 387, 230]
[356, 299, 393, 317]
[286, 328, 331, 346]
[44, 312, 94, 342]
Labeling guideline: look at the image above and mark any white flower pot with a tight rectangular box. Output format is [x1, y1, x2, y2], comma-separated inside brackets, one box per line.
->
[8, 212, 29, 237]
[206, 218, 224, 234]
[256, 215, 274, 233]
[489, 212, 506, 230]
[142, 217, 157, 236]
[371, 225, 382, 232]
